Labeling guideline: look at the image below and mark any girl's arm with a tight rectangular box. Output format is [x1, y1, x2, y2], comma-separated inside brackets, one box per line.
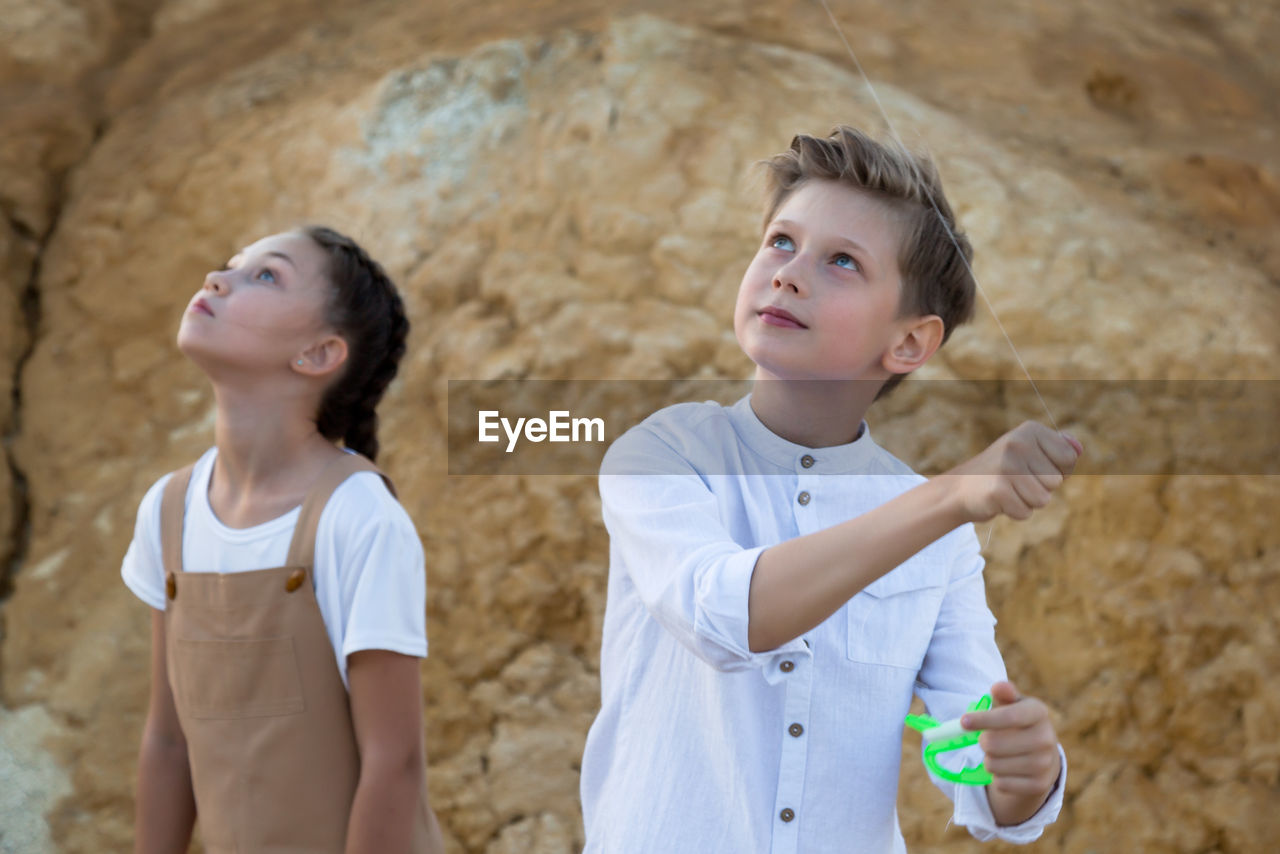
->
[134, 609, 196, 854]
[345, 649, 445, 854]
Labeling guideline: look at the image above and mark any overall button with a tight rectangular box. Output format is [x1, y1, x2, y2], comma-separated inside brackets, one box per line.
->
[797, 491, 811, 506]
[165, 572, 177, 600]
[800, 454, 815, 468]
[788, 723, 804, 737]
[780, 808, 795, 823]
[779, 660, 795, 673]
[284, 569, 306, 592]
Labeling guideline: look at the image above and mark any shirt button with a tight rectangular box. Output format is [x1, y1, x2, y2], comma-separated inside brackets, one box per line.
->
[779, 660, 794, 673]
[788, 723, 804, 737]
[800, 454, 815, 468]
[780, 808, 795, 823]
[797, 491, 811, 506]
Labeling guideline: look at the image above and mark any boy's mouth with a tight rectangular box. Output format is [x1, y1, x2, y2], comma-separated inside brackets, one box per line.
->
[759, 305, 807, 329]
[190, 297, 215, 317]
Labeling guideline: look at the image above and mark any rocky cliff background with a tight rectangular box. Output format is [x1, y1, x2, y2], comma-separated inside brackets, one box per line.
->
[1, 1, 1277, 852]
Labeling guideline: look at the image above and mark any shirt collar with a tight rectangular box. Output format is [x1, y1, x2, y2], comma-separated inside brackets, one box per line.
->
[727, 393, 882, 474]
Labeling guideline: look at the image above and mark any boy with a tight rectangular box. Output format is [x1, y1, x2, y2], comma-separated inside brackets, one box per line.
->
[580, 127, 1079, 853]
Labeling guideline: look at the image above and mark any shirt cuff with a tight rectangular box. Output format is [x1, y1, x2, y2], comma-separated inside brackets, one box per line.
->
[343, 634, 429, 661]
[692, 545, 807, 672]
[953, 745, 1067, 843]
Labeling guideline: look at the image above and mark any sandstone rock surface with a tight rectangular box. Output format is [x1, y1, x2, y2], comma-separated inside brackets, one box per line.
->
[1, 2, 1277, 852]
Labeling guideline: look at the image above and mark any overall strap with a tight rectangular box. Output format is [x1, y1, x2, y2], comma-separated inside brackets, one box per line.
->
[160, 465, 196, 576]
[284, 453, 396, 569]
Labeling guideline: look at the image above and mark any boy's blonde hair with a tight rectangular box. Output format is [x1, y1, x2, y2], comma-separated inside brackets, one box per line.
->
[761, 126, 976, 397]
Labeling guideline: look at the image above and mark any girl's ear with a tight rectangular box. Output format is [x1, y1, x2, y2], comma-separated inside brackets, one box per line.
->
[882, 314, 944, 375]
[293, 334, 349, 378]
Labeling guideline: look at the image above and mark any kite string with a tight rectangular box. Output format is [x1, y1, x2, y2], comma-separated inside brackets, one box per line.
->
[815, 0, 1061, 433]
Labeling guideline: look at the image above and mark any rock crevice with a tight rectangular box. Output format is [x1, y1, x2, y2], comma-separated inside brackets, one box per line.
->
[1, 229, 40, 601]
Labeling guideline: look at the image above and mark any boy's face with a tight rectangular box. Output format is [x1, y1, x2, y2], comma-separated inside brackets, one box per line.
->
[734, 180, 913, 383]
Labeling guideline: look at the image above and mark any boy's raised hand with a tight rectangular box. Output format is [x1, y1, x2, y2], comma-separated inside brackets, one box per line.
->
[942, 422, 1082, 523]
[961, 681, 1062, 825]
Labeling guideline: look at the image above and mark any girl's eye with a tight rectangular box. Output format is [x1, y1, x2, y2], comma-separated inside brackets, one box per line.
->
[833, 253, 860, 271]
[256, 268, 277, 283]
[770, 234, 795, 251]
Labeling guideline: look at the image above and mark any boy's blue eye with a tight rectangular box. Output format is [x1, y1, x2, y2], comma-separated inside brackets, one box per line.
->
[257, 268, 276, 283]
[834, 253, 859, 271]
[771, 235, 795, 251]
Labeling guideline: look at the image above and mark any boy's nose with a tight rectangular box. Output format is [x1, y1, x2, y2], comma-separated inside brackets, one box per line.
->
[772, 264, 805, 295]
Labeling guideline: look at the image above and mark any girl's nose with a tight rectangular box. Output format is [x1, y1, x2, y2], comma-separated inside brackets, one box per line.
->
[203, 270, 229, 294]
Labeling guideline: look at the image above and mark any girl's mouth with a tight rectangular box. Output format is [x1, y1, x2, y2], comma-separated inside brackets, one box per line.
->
[191, 297, 215, 317]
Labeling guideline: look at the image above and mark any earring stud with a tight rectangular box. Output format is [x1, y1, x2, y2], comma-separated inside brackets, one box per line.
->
[296, 359, 304, 366]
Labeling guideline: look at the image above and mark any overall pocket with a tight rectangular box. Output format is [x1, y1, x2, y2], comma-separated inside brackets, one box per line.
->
[173, 636, 305, 719]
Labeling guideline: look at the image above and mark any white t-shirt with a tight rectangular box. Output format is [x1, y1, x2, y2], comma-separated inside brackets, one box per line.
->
[121, 448, 428, 688]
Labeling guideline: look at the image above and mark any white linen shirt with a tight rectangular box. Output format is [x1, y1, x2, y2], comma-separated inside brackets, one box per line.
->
[580, 395, 1064, 853]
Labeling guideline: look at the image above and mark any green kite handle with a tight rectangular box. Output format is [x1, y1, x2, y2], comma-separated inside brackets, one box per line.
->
[905, 694, 993, 786]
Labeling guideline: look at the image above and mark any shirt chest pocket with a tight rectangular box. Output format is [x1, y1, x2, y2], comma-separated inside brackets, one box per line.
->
[846, 560, 947, 670]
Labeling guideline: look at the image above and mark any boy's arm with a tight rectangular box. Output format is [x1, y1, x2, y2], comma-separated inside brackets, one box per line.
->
[134, 609, 196, 854]
[747, 421, 1080, 652]
[914, 545, 1065, 838]
[600, 425, 799, 671]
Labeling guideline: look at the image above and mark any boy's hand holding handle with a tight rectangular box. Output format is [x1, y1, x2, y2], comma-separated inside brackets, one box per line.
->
[962, 680, 1063, 826]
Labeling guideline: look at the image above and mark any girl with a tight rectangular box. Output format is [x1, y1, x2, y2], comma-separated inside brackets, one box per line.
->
[122, 226, 445, 853]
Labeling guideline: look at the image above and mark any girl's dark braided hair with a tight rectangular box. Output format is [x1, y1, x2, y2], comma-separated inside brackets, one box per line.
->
[304, 225, 408, 463]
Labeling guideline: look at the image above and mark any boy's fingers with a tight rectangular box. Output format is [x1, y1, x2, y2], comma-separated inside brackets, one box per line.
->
[979, 726, 1053, 757]
[964, 685, 1048, 731]
[1025, 452, 1065, 488]
[963, 706, 1033, 732]
[983, 749, 1059, 776]
[1010, 475, 1051, 510]
[991, 680, 1022, 706]
[999, 494, 1033, 521]
[1036, 430, 1081, 475]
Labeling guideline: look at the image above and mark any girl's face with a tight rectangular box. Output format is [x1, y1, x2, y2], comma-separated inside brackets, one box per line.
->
[178, 231, 335, 377]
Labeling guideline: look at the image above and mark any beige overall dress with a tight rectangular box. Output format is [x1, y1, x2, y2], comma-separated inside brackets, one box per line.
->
[160, 453, 435, 853]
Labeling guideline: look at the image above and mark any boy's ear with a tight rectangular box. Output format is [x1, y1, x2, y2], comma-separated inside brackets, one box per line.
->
[293, 334, 349, 378]
[882, 314, 944, 375]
